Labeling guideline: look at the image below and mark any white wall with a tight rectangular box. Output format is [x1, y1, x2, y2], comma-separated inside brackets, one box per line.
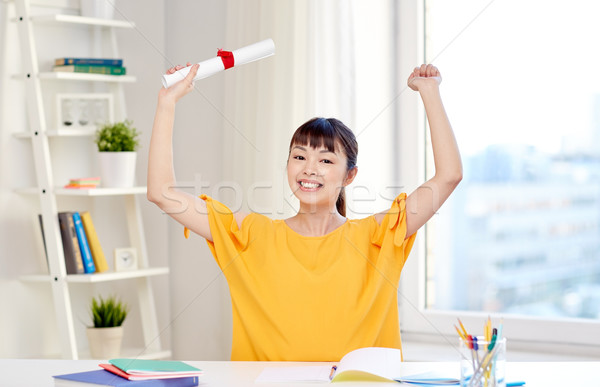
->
[0, 0, 176, 359]
[0, 0, 238, 360]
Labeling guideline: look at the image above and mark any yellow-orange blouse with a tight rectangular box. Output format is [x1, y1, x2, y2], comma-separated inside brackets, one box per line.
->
[199, 193, 416, 361]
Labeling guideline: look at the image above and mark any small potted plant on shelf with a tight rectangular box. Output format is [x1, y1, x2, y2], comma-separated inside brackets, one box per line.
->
[94, 120, 140, 188]
[86, 294, 129, 359]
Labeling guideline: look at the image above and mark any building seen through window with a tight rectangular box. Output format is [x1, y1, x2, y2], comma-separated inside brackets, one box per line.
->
[425, 0, 600, 321]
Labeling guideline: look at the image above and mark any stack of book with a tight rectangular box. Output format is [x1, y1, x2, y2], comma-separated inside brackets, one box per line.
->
[40, 211, 109, 275]
[53, 359, 203, 386]
[64, 177, 101, 189]
[53, 57, 126, 75]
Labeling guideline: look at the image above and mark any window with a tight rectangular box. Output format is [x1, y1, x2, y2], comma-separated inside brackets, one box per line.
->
[400, 0, 600, 349]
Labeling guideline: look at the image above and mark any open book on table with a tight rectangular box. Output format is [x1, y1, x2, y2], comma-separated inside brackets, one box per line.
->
[255, 347, 459, 384]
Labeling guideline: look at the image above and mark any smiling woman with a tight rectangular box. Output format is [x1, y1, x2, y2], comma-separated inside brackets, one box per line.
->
[147, 53, 461, 361]
[286, 117, 358, 233]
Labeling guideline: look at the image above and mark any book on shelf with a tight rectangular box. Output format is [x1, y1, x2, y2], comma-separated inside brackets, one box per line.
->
[55, 57, 123, 66]
[53, 64, 127, 75]
[101, 359, 203, 381]
[72, 212, 96, 273]
[57, 212, 85, 274]
[64, 177, 101, 189]
[80, 211, 109, 273]
[255, 347, 459, 384]
[53, 369, 199, 387]
[38, 214, 48, 265]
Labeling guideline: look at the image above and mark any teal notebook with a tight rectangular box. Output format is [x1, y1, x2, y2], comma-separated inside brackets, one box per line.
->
[109, 359, 202, 375]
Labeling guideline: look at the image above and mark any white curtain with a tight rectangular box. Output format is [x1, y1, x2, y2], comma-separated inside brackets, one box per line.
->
[220, 0, 401, 219]
[183, 0, 400, 359]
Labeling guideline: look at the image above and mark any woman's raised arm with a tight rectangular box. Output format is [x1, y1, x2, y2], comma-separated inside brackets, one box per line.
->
[375, 64, 462, 238]
[404, 64, 462, 237]
[146, 63, 216, 241]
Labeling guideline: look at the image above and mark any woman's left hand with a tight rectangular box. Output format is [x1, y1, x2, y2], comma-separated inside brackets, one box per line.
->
[407, 64, 442, 91]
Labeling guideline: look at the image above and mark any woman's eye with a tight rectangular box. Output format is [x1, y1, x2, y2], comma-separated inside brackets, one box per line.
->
[294, 155, 305, 160]
[321, 159, 332, 164]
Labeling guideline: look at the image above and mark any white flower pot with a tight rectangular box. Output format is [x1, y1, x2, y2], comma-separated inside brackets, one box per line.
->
[80, 0, 115, 19]
[86, 326, 123, 359]
[99, 152, 137, 188]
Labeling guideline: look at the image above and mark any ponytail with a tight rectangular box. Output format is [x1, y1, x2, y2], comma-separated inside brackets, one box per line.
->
[336, 187, 346, 217]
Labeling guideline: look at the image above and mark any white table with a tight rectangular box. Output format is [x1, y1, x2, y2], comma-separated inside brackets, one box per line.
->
[0, 359, 596, 386]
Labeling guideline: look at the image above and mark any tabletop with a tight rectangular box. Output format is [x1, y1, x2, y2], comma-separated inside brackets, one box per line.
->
[0, 358, 597, 386]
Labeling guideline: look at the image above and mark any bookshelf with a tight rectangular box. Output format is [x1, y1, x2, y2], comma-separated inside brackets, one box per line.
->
[11, 0, 170, 360]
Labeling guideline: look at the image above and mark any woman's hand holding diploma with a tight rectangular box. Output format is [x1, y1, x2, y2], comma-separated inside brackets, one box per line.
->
[159, 62, 199, 104]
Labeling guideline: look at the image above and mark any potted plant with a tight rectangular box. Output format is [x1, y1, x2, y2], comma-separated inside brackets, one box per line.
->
[86, 295, 129, 359]
[94, 120, 140, 188]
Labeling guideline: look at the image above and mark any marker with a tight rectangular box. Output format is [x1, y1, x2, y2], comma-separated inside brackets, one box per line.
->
[507, 382, 526, 386]
[487, 334, 497, 351]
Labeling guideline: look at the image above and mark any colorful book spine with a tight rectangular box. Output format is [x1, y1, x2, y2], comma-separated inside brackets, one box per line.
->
[72, 212, 96, 273]
[55, 57, 123, 66]
[53, 64, 127, 75]
[58, 212, 85, 274]
[80, 211, 109, 273]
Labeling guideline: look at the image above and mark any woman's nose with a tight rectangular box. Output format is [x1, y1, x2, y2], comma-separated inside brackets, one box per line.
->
[304, 161, 318, 176]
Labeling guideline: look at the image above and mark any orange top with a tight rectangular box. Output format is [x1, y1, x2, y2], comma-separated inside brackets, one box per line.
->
[199, 193, 416, 361]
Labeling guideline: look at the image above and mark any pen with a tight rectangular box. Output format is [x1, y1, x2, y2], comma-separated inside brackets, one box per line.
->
[329, 365, 337, 380]
[507, 382, 526, 386]
[497, 319, 504, 341]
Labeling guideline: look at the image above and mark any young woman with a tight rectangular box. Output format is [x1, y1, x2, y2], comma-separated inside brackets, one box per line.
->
[147, 63, 462, 361]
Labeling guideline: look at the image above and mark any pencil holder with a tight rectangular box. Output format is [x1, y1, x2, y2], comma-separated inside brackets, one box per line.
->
[459, 336, 506, 387]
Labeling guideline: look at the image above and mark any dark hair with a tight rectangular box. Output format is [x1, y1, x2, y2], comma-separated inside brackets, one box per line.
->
[288, 117, 358, 216]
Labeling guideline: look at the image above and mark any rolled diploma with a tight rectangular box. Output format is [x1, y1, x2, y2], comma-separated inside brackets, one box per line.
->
[161, 38, 275, 88]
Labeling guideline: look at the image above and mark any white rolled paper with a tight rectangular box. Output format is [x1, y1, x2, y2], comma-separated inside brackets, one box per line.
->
[161, 38, 275, 88]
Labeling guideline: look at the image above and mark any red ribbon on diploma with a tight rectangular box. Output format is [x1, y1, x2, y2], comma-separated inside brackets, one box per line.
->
[217, 49, 234, 69]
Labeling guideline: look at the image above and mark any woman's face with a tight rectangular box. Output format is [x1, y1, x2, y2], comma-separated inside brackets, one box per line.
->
[287, 142, 353, 212]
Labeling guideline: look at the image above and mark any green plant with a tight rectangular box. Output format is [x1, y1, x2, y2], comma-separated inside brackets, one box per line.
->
[90, 295, 129, 328]
[94, 120, 140, 152]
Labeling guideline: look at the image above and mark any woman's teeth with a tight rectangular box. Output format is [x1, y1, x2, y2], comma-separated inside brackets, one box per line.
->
[300, 182, 321, 189]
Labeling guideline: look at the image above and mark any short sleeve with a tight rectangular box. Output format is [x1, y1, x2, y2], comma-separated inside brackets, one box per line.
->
[185, 194, 252, 269]
[370, 193, 417, 255]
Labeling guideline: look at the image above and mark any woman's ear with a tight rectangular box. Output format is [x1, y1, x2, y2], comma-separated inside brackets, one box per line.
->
[344, 166, 358, 186]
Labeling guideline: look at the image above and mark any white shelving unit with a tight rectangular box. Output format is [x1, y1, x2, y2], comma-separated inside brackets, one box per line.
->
[12, 0, 170, 360]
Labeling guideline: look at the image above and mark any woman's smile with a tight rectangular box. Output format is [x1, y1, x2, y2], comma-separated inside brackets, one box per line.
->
[298, 179, 324, 191]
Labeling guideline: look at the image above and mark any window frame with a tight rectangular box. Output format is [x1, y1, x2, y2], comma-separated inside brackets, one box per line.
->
[396, 0, 600, 355]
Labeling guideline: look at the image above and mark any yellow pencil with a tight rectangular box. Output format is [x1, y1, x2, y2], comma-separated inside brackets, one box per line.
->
[455, 325, 466, 341]
[458, 318, 469, 338]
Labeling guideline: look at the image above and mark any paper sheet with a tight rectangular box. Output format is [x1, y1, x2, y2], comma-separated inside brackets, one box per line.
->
[255, 366, 332, 383]
[161, 38, 275, 88]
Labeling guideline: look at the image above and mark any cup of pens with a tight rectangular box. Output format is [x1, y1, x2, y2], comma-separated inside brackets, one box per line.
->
[457, 319, 506, 387]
